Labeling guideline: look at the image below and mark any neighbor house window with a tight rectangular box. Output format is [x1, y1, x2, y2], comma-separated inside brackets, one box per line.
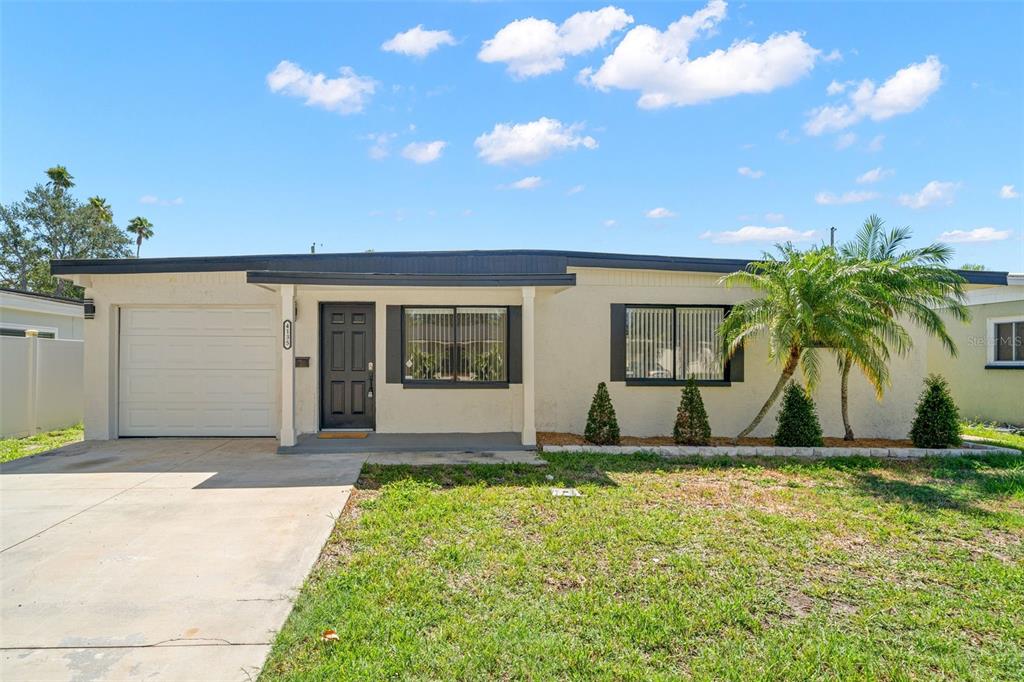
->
[625, 306, 726, 381]
[991, 318, 1023, 366]
[403, 307, 508, 383]
[0, 326, 56, 339]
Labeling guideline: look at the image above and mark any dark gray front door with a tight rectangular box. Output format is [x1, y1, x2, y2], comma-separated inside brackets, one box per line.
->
[320, 303, 375, 429]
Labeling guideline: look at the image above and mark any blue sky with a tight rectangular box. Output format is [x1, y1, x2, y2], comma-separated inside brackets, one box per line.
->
[3, 1, 1022, 271]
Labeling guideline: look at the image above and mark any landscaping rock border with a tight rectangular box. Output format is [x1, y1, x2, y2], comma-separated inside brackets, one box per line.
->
[543, 441, 1019, 459]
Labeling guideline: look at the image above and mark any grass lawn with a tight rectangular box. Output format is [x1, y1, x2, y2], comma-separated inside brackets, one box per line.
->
[962, 424, 1024, 453]
[0, 424, 84, 463]
[263, 452, 1024, 681]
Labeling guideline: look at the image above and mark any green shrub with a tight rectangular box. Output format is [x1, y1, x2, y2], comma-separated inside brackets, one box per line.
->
[674, 376, 711, 445]
[773, 382, 824, 447]
[910, 374, 961, 448]
[585, 382, 620, 445]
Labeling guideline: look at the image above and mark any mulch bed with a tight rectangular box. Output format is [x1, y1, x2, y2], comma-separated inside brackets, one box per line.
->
[538, 431, 914, 449]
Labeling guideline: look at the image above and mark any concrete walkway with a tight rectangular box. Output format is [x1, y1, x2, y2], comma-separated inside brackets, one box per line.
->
[0, 438, 364, 681]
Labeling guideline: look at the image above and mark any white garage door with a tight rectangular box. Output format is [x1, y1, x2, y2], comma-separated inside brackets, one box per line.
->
[119, 307, 278, 436]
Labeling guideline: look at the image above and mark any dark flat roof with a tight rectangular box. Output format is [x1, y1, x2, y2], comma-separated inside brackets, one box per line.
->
[0, 286, 84, 305]
[50, 249, 1009, 285]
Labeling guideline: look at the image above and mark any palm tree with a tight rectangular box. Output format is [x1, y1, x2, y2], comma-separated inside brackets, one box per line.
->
[88, 196, 113, 223]
[126, 216, 154, 258]
[719, 244, 900, 440]
[836, 215, 968, 439]
[45, 166, 75, 193]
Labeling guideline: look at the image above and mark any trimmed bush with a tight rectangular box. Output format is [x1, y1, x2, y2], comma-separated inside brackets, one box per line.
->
[910, 374, 961, 448]
[773, 382, 824, 447]
[674, 376, 711, 445]
[585, 382, 620, 445]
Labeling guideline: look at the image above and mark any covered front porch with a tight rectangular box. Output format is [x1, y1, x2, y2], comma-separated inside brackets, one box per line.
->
[260, 271, 575, 450]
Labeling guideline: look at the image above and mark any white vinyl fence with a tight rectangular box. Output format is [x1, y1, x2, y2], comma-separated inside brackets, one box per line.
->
[0, 335, 83, 438]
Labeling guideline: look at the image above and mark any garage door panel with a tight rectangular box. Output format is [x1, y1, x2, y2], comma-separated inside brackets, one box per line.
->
[119, 307, 277, 437]
[120, 337, 276, 371]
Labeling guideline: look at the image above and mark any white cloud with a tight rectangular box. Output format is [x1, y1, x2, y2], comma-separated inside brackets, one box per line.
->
[508, 176, 543, 190]
[566, 184, 585, 195]
[897, 180, 959, 209]
[362, 132, 397, 159]
[804, 56, 943, 135]
[856, 167, 894, 184]
[867, 134, 885, 152]
[581, 0, 819, 109]
[764, 212, 785, 223]
[938, 227, 1011, 243]
[826, 79, 848, 96]
[1000, 184, 1020, 199]
[815, 190, 879, 205]
[737, 166, 764, 179]
[474, 117, 597, 165]
[822, 49, 843, 63]
[646, 207, 676, 219]
[700, 225, 817, 243]
[479, 6, 633, 78]
[401, 140, 447, 164]
[835, 132, 857, 149]
[382, 25, 457, 58]
[603, 219, 618, 227]
[139, 195, 183, 206]
[266, 60, 376, 114]
[777, 128, 797, 144]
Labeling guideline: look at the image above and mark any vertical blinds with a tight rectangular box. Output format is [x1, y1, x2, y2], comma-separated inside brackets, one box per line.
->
[404, 307, 508, 382]
[626, 306, 725, 381]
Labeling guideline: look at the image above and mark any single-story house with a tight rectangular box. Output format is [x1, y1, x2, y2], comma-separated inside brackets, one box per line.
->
[1, 287, 84, 339]
[50, 250, 1012, 446]
[927, 273, 1023, 425]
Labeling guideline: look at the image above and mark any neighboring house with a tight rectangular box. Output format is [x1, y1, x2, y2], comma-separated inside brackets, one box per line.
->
[0, 288, 85, 437]
[927, 273, 1023, 425]
[50, 250, 1010, 446]
[0, 287, 84, 339]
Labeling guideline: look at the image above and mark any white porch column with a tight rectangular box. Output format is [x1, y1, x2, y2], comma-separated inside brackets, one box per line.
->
[280, 284, 296, 447]
[521, 286, 536, 447]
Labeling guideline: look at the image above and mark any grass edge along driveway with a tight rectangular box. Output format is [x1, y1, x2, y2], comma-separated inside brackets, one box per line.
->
[262, 450, 1024, 681]
[0, 424, 83, 463]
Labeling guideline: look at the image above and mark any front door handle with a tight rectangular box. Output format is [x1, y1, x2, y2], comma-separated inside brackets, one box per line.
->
[368, 362, 375, 399]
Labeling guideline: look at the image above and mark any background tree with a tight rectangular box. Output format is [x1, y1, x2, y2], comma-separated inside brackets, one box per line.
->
[719, 244, 897, 440]
[837, 215, 968, 439]
[0, 167, 132, 296]
[958, 263, 986, 271]
[0, 203, 43, 291]
[45, 165, 75, 193]
[126, 216, 154, 258]
[88, 196, 114, 224]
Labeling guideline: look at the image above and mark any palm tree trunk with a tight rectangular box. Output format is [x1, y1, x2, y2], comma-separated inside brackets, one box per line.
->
[736, 347, 801, 440]
[136, 239, 141, 258]
[840, 353, 854, 440]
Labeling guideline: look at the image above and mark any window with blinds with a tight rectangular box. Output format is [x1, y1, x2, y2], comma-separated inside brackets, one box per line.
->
[403, 307, 508, 383]
[625, 306, 726, 382]
[993, 319, 1023, 364]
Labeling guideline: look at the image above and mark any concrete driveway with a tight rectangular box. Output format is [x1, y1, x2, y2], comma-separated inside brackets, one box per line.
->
[0, 438, 364, 681]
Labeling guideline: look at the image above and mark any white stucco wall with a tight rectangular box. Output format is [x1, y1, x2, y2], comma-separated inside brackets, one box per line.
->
[536, 267, 927, 439]
[77, 266, 931, 441]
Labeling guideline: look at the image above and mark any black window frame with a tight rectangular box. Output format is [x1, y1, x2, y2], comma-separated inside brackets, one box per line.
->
[623, 303, 733, 386]
[400, 305, 511, 388]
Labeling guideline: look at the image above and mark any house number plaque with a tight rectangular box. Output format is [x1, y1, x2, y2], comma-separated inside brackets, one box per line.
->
[282, 319, 293, 350]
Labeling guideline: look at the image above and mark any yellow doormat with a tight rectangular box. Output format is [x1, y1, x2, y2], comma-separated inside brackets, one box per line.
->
[318, 432, 370, 439]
